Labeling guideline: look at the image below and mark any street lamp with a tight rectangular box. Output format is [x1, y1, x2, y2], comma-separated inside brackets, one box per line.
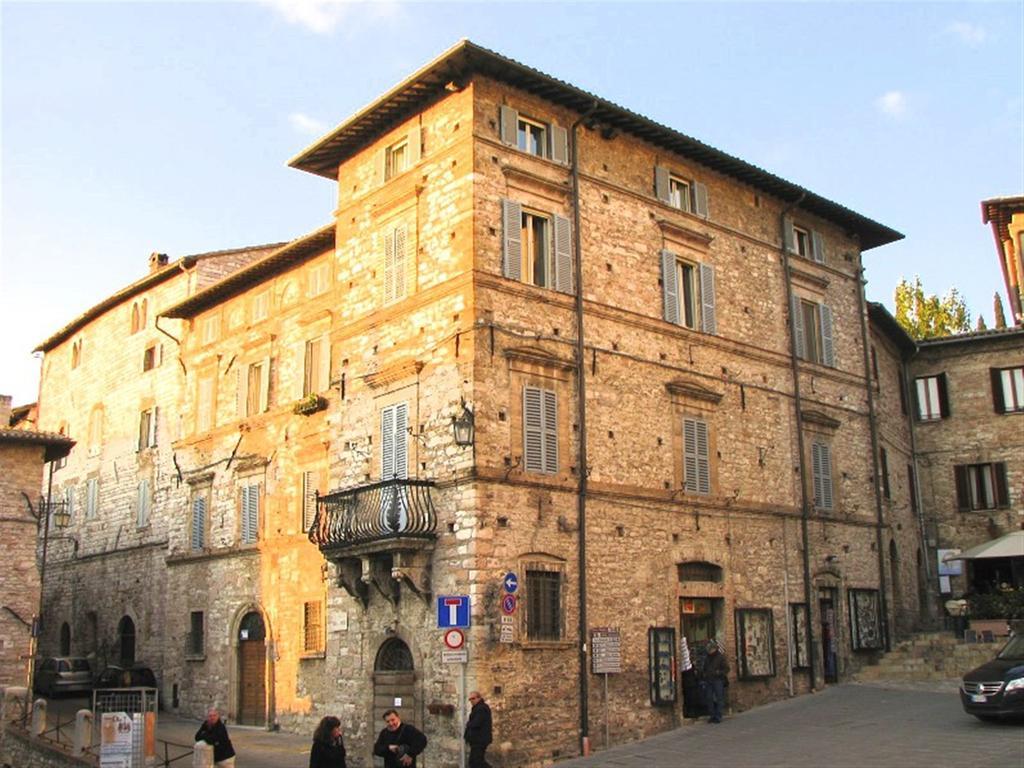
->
[452, 401, 475, 447]
[30, 491, 69, 692]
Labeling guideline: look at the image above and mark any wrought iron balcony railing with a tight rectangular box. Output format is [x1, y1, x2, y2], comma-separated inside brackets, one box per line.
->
[309, 476, 438, 549]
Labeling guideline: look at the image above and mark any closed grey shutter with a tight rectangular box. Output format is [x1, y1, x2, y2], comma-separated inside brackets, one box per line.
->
[654, 166, 671, 204]
[811, 443, 823, 508]
[394, 403, 408, 480]
[693, 181, 709, 218]
[937, 373, 951, 417]
[990, 368, 1006, 413]
[191, 497, 206, 550]
[819, 304, 835, 367]
[553, 214, 573, 294]
[241, 484, 259, 543]
[699, 263, 717, 334]
[87, 478, 98, 519]
[406, 126, 421, 166]
[783, 216, 796, 252]
[683, 418, 698, 492]
[391, 224, 407, 301]
[810, 230, 825, 263]
[381, 407, 395, 479]
[550, 123, 568, 165]
[790, 296, 805, 359]
[384, 228, 396, 303]
[542, 390, 558, 474]
[136, 480, 149, 527]
[661, 250, 680, 325]
[523, 387, 543, 473]
[499, 105, 518, 146]
[502, 199, 523, 281]
[259, 358, 271, 412]
[696, 420, 710, 494]
[813, 443, 833, 509]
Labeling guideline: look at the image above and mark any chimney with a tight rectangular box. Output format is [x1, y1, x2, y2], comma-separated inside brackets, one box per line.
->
[0, 395, 12, 427]
[149, 252, 169, 273]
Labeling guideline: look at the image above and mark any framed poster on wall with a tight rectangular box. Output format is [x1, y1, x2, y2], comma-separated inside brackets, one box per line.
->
[648, 626, 677, 705]
[848, 589, 883, 650]
[735, 608, 776, 679]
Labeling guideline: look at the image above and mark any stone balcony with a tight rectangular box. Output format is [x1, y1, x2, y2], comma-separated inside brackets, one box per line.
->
[309, 477, 437, 606]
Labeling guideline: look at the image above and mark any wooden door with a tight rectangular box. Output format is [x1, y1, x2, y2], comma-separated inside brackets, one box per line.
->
[237, 612, 266, 726]
[373, 639, 415, 726]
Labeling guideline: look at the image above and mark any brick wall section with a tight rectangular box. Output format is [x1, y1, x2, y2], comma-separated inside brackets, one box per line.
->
[0, 442, 46, 687]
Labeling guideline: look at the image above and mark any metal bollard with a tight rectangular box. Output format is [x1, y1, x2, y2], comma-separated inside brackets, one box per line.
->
[74, 709, 94, 755]
[30, 698, 46, 736]
[193, 740, 214, 768]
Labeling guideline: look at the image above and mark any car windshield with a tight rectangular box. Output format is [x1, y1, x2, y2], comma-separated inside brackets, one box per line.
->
[997, 635, 1024, 660]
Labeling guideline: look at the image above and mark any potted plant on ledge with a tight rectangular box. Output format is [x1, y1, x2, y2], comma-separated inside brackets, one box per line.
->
[292, 393, 327, 416]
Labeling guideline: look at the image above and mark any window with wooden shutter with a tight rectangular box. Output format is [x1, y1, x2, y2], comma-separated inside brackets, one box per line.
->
[523, 386, 558, 475]
[811, 441, 833, 510]
[682, 418, 711, 495]
[301, 470, 318, 532]
[240, 483, 260, 544]
[303, 336, 330, 396]
[662, 251, 715, 334]
[501, 198, 523, 282]
[699, 263, 717, 334]
[553, 215, 573, 294]
[914, 374, 948, 421]
[191, 496, 207, 550]
[819, 304, 834, 367]
[188, 612, 204, 656]
[62, 486, 74, 524]
[86, 478, 98, 519]
[241, 359, 271, 416]
[879, 447, 891, 499]
[136, 479, 150, 528]
[303, 602, 324, 653]
[138, 408, 157, 450]
[791, 298, 833, 366]
[956, 463, 1010, 511]
[992, 366, 1024, 413]
[383, 224, 407, 304]
[380, 403, 409, 481]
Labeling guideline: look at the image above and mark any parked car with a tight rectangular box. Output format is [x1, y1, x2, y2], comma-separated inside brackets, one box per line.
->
[94, 664, 158, 690]
[33, 657, 92, 697]
[960, 633, 1024, 721]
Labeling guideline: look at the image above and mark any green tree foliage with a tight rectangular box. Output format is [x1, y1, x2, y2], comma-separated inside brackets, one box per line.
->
[894, 277, 971, 340]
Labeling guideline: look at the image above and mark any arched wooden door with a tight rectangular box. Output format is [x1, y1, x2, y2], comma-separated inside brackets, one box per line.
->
[118, 616, 135, 665]
[373, 639, 415, 726]
[237, 612, 266, 726]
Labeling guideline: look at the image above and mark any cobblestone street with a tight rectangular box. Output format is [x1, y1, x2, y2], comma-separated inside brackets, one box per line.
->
[555, 682, 1022, 768]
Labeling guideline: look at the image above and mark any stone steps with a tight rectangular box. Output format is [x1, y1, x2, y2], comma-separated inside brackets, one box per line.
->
[853, 631, 1000, 684]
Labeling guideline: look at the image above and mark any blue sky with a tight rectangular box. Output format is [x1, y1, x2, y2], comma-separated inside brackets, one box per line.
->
[2, 1, 1021, 406]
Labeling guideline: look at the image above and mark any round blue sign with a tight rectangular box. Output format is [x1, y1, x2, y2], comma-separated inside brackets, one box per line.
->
[503, 572, 519, 593]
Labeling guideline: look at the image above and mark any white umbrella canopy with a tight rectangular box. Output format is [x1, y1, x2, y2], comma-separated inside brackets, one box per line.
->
[943, 531, 1024, 561]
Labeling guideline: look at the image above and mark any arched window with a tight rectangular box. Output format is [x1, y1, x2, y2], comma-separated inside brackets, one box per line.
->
[60, 622, 71, 656]
[677, 561, 724, 583]
[118, 616, 136, 665]
[139, 299, 148, 330]
[71, 340, 82, 369]
[374, 638, 413, 671]
[131, 303, 140, 334]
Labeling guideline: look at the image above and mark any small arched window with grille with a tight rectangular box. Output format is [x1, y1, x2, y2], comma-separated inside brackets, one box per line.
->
[374, 638, 414, 671]
[677, 561, 723, 583]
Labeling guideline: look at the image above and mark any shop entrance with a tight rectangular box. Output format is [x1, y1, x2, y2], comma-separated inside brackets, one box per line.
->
[679, 597, 722, 718]
[819, 588, 839, 684]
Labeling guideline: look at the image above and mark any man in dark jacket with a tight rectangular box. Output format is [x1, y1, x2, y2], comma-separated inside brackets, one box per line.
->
[703, 639, 729, 724]
[195, 707, 236, 766]
[464, 691, 493, 768]
[373, 709, 427, 768]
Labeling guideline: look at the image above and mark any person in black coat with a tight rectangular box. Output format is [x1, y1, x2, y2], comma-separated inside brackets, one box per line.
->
[309, 715, 347, 768]
[195, 708, 236, 766]
[464, 691, 493, 768]
[373, 709, 427, 768]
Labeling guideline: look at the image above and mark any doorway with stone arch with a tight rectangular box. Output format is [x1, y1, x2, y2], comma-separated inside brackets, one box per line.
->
[117, 616, 136, 665]
[236, 611, 267, 726]
[373, 638, 416, 727]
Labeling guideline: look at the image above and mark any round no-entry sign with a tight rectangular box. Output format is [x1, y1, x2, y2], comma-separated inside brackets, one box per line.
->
[443, 628, 465, 650]
[501, 594, 518, 615]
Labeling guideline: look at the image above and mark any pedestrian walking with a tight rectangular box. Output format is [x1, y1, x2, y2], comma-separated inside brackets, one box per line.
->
[464, 690, 493, 768]
[373, 709, 428, 768]
[309, 715, 347, 768]
[195, 707, 236, 767]
[702, 639, 729, 724]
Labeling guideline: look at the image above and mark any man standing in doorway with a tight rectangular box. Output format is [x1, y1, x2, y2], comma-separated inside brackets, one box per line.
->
[703, 639, 729, 724]
[373, 709, 427, 768]
[464, 691, 493, 768]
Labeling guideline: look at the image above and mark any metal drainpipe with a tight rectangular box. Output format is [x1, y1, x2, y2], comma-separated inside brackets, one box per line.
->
[779, 194, 818, 691]
[571, 101, 597, 757]
[856, 268, 891, 650]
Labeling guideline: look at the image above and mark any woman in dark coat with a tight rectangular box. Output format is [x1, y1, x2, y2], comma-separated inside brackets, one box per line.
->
[310, 715, 347, 768]
[195, 708, 236, 766]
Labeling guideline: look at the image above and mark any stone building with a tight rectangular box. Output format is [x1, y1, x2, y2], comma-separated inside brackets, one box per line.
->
[0, 394, 73, 687]
[33, 41, 934, 767]
[982, 196, 1024, 327]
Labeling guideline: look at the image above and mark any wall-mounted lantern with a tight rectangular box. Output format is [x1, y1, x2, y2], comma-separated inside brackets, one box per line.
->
[452, 401, 475, 447]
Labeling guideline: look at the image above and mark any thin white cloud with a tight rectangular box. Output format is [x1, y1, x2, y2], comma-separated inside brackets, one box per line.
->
[946, 21, 987, 47]
[259, 0, 399, 35]
[289, 112, 329, 136]
[875, 91, 908, 120]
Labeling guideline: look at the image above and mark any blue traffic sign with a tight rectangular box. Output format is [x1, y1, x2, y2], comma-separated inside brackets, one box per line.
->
[437, 595, 471, 628]
[503, 572, 519, 593]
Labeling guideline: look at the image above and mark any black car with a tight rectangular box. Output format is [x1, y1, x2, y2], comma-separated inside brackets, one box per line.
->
[94, 664, 158, 690]
[959, 634, 1024, 720]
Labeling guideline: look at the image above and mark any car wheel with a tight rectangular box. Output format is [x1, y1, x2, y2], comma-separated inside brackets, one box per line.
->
[972, 714, 1000, 723]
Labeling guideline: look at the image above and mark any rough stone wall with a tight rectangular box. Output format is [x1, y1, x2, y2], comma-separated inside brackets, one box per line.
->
[0, 442, 46, 687]
[910, 331, 1024, 596]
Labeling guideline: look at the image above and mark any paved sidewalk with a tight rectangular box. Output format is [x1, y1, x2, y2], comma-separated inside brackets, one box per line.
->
[554, 683, 1022, 768]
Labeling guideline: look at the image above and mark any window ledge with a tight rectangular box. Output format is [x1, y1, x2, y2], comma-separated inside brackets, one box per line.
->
[300, 651, 326, 661]
[519, 640, 574, 651]
[184, 653, 205, 662]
